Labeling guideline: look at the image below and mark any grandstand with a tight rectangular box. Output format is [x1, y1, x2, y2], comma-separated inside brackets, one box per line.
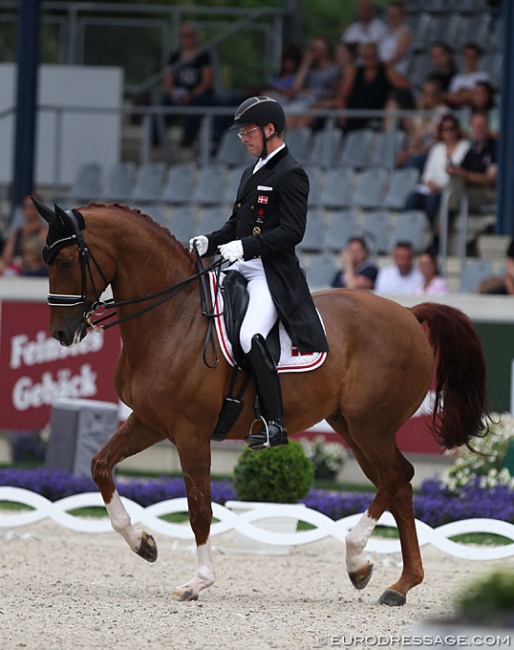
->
[0, 0, 508, 292]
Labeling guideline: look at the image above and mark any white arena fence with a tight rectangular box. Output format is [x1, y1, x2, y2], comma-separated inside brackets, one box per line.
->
[1, 487, 514, 561]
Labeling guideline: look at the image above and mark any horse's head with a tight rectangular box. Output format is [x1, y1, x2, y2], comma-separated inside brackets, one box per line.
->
[33, 199, 112, 347]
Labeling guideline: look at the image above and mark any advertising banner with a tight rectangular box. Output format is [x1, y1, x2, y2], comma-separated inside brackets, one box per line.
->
[0, 301, 120, 430]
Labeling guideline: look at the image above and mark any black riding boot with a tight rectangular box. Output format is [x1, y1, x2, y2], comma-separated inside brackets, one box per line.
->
[245, 333, 288, 451]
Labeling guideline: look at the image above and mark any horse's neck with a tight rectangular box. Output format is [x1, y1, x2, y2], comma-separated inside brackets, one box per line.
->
[93, 211, 199, 333]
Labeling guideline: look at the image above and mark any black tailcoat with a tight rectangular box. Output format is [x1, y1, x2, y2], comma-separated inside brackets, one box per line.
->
[205, 146, 329, 353]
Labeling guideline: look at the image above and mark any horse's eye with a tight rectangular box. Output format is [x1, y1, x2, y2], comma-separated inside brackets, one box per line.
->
[59, 260, 73, 270]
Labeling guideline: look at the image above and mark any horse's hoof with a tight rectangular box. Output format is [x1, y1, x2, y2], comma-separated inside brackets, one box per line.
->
[172, 588, 199, 602]
[378, 589, 406, 606]
[136, 531, 158, 563]
[349, 561, 374, 590]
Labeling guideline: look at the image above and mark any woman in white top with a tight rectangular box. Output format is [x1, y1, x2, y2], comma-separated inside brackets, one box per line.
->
[405, 114, 470, 241]
[414, 250, 452, 295]
[379, 1, 413, 77]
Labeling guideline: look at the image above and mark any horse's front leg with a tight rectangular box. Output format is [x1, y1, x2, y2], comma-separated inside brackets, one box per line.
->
[172, 436, 215, 602]
[91, 413, 166, 562]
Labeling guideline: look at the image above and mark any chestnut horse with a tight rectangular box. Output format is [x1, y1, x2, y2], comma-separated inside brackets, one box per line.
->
[34, 200, 489, 606]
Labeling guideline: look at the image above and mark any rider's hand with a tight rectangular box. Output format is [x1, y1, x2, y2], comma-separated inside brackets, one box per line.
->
[189, 235, 209, 257]
[219, 240, 244, 263]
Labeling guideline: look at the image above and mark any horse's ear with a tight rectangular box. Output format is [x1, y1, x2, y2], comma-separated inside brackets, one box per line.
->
[54, 203, 69, 228]
[31, 197, 55, 224]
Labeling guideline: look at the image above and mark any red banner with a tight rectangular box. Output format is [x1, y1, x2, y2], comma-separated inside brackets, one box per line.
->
[0, 301, 120, 430]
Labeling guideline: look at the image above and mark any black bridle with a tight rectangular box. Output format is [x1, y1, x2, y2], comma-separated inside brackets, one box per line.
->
[46, 216, 224, 366]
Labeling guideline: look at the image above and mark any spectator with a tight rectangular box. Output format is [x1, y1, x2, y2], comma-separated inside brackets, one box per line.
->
[0, 194, 48, 276]
[341, 0, 387, 48]
[375, 240, 424, 294]
[446, 111, 497, 216]
[426, 41, 458, 93]
[459, 80, 499, 136]
[413, 249, 451, 295]
[285, 35, 341, 130]
[379, 1, 413, 77]
[404, 114, 470, 246]
[337, 41, 412, 132]
[263, 44, 303, 105]
[445, 43, 490, 109]
[395, 78, 449, 173]
[478, 238, 514, 295]
[331, 236, 378, 289]
[19, 234, 48, 278]
[159, 22, 216, 147]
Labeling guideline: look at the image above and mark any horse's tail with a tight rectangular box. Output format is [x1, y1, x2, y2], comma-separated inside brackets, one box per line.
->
[410, 302, 490, 450]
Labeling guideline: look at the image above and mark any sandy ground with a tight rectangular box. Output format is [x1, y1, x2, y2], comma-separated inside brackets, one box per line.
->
[1, 520, 513, 650]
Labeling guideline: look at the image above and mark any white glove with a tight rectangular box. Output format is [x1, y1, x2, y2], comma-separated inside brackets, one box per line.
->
[189, 235, 209, 256]
[219, 240, 244, 263]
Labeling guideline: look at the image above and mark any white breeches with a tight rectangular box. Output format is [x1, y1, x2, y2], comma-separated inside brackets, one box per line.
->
[229, 258, 279, 354]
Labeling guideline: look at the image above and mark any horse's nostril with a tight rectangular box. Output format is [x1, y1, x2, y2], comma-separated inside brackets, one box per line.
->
[54, 330, 68, 345]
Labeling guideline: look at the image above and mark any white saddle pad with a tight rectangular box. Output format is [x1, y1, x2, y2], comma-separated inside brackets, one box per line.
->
[209, 272, 327, 374]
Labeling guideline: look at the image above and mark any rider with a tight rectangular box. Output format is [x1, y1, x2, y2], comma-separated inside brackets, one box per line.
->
[190, 96, 328, 450]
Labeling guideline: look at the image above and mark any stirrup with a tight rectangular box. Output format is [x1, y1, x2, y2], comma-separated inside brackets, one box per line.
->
[245, 417, 288, 451]
[247, 416, 270, 449]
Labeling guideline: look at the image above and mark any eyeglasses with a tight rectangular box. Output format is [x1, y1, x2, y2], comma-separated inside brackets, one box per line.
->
[237, 126, 260, 140]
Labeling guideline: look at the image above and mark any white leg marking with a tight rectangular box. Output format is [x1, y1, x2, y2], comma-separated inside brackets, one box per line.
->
[105, 490, 141, 552]
[345, 511, 377, 574]
[177, 539, 216, 595]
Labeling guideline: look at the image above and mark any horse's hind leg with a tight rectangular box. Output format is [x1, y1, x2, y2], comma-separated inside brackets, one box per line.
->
[91, 413, 166, 562]
[380, 483, 424, 606]
[329, 418, 422, 605]
[348, 446, 423, 606]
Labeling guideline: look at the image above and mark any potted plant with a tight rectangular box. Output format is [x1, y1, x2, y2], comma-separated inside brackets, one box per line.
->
[226, 440, 314, 555]
[299, 434, 347, 481]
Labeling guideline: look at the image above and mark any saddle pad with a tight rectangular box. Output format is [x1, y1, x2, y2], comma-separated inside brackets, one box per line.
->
[209, 272, 327, 373]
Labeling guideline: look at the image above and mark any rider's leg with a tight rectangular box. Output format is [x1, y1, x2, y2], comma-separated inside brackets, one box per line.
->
[244, 333, 288, 450]
[238, 267, 287, 450]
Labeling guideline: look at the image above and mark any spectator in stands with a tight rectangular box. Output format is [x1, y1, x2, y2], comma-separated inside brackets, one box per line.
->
[337, 41, 412, 132]
[375, 240, 424, 294]
[426, 41, 458, 93]
[159, 22, 216, 147]
[445, 43, 490, 110]
[395, 78, 449, 173]
[413, 249, 451, 295]
[0, 194, 48, 276]
[285, 35, 341, 130]
[446, 111, 497, 216]
[378, 1, 413, 77]
[404, 114, 470, 248]
[331, 236, 378, 289]
[459, 80, 499, 136]
[263, 44, 303, 105]
[18, 234, 48, 278]
[478, 238, 514, 295]
[341, 0, 387, 48]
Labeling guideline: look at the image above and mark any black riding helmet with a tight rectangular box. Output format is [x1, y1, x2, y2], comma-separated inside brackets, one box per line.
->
[231, 96, 286, 158]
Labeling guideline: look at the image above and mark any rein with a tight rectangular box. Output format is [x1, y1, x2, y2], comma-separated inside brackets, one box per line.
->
[46, 215, 224, 366]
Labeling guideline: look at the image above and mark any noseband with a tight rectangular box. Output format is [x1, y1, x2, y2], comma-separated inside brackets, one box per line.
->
[45, 210, 108, 329]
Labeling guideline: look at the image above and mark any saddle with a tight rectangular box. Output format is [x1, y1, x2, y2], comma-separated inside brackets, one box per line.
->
[221, 270, 280, 368]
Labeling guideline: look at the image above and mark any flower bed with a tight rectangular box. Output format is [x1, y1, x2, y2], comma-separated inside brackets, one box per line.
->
[1, 467, 513, 528]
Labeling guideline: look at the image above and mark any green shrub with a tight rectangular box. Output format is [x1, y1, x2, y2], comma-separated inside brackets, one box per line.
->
[233, 440, 314, 504]
[455, 570, 514, 626]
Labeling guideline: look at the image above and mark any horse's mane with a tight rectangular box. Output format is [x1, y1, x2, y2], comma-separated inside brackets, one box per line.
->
[82, 201, 196, 265]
